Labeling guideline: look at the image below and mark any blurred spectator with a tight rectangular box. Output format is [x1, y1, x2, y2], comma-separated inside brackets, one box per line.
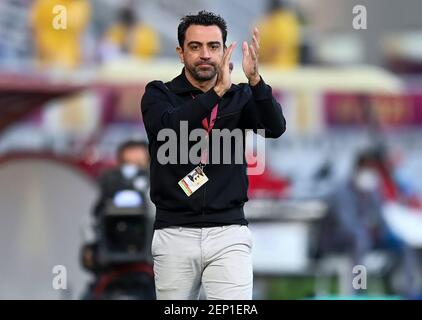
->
[82, 139, 151, 273]
[81, 140, 155, 300]
[256, 0, 301, 69]
[31, 0, 91, 69]
[93, 139, 150, 217]
[0, 0, 32, 68]
[369, 146, 422, 209]
[319, 150, 420, 297]
[99, 5, 159, 61]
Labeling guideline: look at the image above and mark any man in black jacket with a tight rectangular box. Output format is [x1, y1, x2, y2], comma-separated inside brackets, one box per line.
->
[93, 140, 150, 217]
[141, 11, 286, 300]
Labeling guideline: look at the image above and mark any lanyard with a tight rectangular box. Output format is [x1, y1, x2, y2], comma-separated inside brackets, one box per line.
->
[191, 94, 218, 166]
[201, 104, 218, 133]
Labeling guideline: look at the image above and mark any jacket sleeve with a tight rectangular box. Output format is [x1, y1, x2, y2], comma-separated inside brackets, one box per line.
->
[141, 81, 221, 136]
[240, 77, 286, 138]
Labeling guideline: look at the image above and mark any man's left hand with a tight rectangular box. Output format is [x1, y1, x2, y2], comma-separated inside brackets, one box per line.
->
[242, 26, 261, 86]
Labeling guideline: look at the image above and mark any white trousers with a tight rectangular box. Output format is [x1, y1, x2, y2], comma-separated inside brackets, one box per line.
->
[151, 224, 254, 300]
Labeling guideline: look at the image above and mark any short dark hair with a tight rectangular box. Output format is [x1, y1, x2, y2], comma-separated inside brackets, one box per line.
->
[117, 139, 148, 162]
[118, 7, 136, 27]
[178, 10, 227, 48]
[355, 149, 380, 170]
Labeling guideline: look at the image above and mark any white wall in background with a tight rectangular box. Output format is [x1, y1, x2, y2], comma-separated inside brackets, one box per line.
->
[0, 159, 98, 299]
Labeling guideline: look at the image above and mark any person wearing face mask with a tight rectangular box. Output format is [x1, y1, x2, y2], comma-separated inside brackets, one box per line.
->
[93, 139, 150, 216]
[81, 139, 156, 299]
[317, 150, 420, 297]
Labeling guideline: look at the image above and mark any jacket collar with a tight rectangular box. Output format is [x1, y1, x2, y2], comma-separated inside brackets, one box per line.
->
[168, 68, 240, 94]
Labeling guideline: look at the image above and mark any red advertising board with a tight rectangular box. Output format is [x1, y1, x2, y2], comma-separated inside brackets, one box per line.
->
[324, 92, 422, 128]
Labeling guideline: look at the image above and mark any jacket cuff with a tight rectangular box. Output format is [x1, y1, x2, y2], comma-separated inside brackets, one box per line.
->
[250, 76, 270, 100]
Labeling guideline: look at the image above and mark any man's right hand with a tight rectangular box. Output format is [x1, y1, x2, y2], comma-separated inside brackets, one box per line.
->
[214, 42, 236, 97]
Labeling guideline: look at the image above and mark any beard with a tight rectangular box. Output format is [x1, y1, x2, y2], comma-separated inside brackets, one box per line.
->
[185, 61, 217, 81]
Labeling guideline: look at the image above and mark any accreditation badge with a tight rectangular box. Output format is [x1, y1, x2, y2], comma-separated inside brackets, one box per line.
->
[178, 166, 208, 197]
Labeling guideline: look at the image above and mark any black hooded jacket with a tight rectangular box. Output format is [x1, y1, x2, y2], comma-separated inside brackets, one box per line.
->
[141, 69, 286, 229]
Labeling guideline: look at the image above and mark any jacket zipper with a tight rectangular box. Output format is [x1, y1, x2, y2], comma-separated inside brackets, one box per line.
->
[201, 165, 206, 215]
[202, 185, 206, 215]
[201, 111, 240, 215]
[201, 111, 241, 215]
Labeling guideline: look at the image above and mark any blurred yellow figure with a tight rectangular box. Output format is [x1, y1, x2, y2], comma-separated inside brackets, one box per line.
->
[257, 1, 300, 69]
[103, 7, 159, 60]
[31, 0, 91, 69]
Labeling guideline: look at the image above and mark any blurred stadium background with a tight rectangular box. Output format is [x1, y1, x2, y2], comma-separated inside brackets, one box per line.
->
[1, 0, 422, 299]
